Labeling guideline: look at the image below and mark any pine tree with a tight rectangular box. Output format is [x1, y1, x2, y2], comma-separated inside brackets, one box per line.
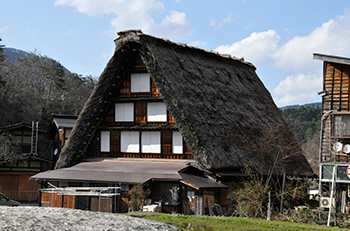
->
[0, 37, 5, 87]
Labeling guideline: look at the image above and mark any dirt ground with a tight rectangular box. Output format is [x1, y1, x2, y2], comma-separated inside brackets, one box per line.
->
[0, 207, 180, 231]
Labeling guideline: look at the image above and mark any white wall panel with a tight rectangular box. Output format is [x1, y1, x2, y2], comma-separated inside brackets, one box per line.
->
[172, 131, 183, 154]
[131, 73, 150, 92]
[115, 103, 134, 122]
[100, 131, 110, 152]
[147, 102, 167, 122]
[142, 131, 161, 153]
[121, 131, 140, 153]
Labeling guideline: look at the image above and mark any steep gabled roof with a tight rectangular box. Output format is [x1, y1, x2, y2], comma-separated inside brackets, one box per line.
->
[56, 30, 313, 176]
[46, 114, 78, 139]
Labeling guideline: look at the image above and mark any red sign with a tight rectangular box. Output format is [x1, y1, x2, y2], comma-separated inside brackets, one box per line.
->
[347, 166, 350, 178]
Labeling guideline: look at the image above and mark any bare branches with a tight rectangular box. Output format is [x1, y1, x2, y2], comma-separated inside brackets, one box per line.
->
[0, 52, 95, 127]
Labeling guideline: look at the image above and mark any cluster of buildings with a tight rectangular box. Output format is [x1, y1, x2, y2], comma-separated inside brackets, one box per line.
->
[1, 30, 348, 215]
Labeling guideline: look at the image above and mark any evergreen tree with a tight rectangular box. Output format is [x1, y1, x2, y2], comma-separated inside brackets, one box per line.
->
[280, 105, 321, 143]
[0, 38, 4, 62]
[0, 38, 5, 87]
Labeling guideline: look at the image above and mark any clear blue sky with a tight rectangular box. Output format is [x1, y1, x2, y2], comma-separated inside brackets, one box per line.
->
[1, 0, 350, 106]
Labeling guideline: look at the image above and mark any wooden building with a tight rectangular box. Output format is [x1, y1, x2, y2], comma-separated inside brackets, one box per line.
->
[0, 122, 51, 201]
[32, 30, 312, 214]
[314, 53, 350, 212]
[46, 114, 77, 168]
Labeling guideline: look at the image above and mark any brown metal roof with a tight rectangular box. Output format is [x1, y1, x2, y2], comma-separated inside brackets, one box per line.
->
[179, 173, 228, 190]
[31, 158, 194, 184]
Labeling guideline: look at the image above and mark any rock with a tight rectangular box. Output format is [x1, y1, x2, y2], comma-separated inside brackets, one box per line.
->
[0, 207, 180, 231]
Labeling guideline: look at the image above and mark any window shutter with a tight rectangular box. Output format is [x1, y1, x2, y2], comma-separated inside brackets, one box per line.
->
[172, 131, 183, 154]
[115, 103, 134, 122]
[142, 131, 161, 153]
[147, 102, 167, 122]
[121, 131, 140, 152]
[100, 131, 110, 152]
[131, 73, 150, 92]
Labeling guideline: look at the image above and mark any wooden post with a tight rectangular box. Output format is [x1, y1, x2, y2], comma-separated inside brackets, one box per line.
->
[327, 165, 336, 226]
[280, 171, 286, 213]
[267, 191, 271, 221]
[207, 197, 214, 216]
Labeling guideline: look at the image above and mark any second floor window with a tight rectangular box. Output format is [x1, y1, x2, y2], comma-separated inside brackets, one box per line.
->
[147, 102, 167, 122]
[334, 114, 350, 137]
[172, 131, 183, 154]
[115, 103, 134, 122]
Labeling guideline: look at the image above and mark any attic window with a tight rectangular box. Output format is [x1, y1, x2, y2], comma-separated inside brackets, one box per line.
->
[147, 102, 167, 122]
[100, 131, 110, 152]
[334, 114, 350, 137]
[131, 73, 150, 92]
[172, 131, 183, 154]
[121, 131, 140, 153]
[115, 103, 134, 122]
[141, 131, 161, 153]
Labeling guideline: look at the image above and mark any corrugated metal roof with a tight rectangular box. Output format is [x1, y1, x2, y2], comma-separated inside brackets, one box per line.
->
[179, 173, 228, 190]
[31, 158, 193, 184]
[54, 117, 77, 129]
[313, 53, 350, 65]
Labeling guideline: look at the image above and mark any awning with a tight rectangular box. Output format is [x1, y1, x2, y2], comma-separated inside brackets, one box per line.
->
[179, 172, 228, 190]
[54, 117, 77, 129]
[31, 158, 194, 184]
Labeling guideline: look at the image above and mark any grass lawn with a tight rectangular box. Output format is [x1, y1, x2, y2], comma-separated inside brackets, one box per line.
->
[127, 212, 343, 231]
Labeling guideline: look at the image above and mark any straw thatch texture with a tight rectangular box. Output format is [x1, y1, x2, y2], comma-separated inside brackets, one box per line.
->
[56, 30, 312, 176]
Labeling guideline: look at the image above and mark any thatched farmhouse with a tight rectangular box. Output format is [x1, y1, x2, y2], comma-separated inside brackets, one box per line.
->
[32, 30, 312, 214]
[314, 53, 350, 212]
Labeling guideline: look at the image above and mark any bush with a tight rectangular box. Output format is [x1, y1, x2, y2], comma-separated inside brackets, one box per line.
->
[128, 185, 147, 212]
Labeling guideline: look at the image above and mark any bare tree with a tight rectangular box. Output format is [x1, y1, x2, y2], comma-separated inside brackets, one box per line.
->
[229, 125, 309, 218]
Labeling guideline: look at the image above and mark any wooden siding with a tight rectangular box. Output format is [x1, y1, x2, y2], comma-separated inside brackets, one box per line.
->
[87, 129, 194, 159]
[0, 172, 40, 201]
[40, 192, 75, 209]
[135, 102, 147, 124]
[321, 61, 350, 163]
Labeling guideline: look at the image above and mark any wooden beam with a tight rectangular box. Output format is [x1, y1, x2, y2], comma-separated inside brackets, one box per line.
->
[180, 180, 199, 190]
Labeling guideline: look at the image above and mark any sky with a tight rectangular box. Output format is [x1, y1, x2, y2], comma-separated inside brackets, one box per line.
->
[1, 0, 350, 107]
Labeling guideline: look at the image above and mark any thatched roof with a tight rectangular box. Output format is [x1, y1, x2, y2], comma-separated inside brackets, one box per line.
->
[55, 30, 313, 176]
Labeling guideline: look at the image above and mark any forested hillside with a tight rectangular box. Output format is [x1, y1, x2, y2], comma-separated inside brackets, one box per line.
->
[280, 105, 322, 174]
[281, 105, 321, 143]
[0, 38, 96, 128]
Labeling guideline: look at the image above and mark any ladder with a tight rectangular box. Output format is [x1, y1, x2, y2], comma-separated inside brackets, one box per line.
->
[31, 121, 39, 155]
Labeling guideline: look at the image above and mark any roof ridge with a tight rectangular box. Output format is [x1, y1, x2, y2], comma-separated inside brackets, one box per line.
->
[116, 29, 255, 69]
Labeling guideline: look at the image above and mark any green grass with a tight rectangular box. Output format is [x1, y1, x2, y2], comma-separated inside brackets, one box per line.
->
[127, 212, 342, 231]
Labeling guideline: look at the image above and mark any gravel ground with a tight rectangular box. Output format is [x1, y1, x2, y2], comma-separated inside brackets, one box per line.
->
[0, 207, 181, 231]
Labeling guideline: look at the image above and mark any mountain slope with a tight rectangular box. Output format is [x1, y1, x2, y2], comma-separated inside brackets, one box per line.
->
[3, 47, 30, 63]
[0, 47, 95, 128]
